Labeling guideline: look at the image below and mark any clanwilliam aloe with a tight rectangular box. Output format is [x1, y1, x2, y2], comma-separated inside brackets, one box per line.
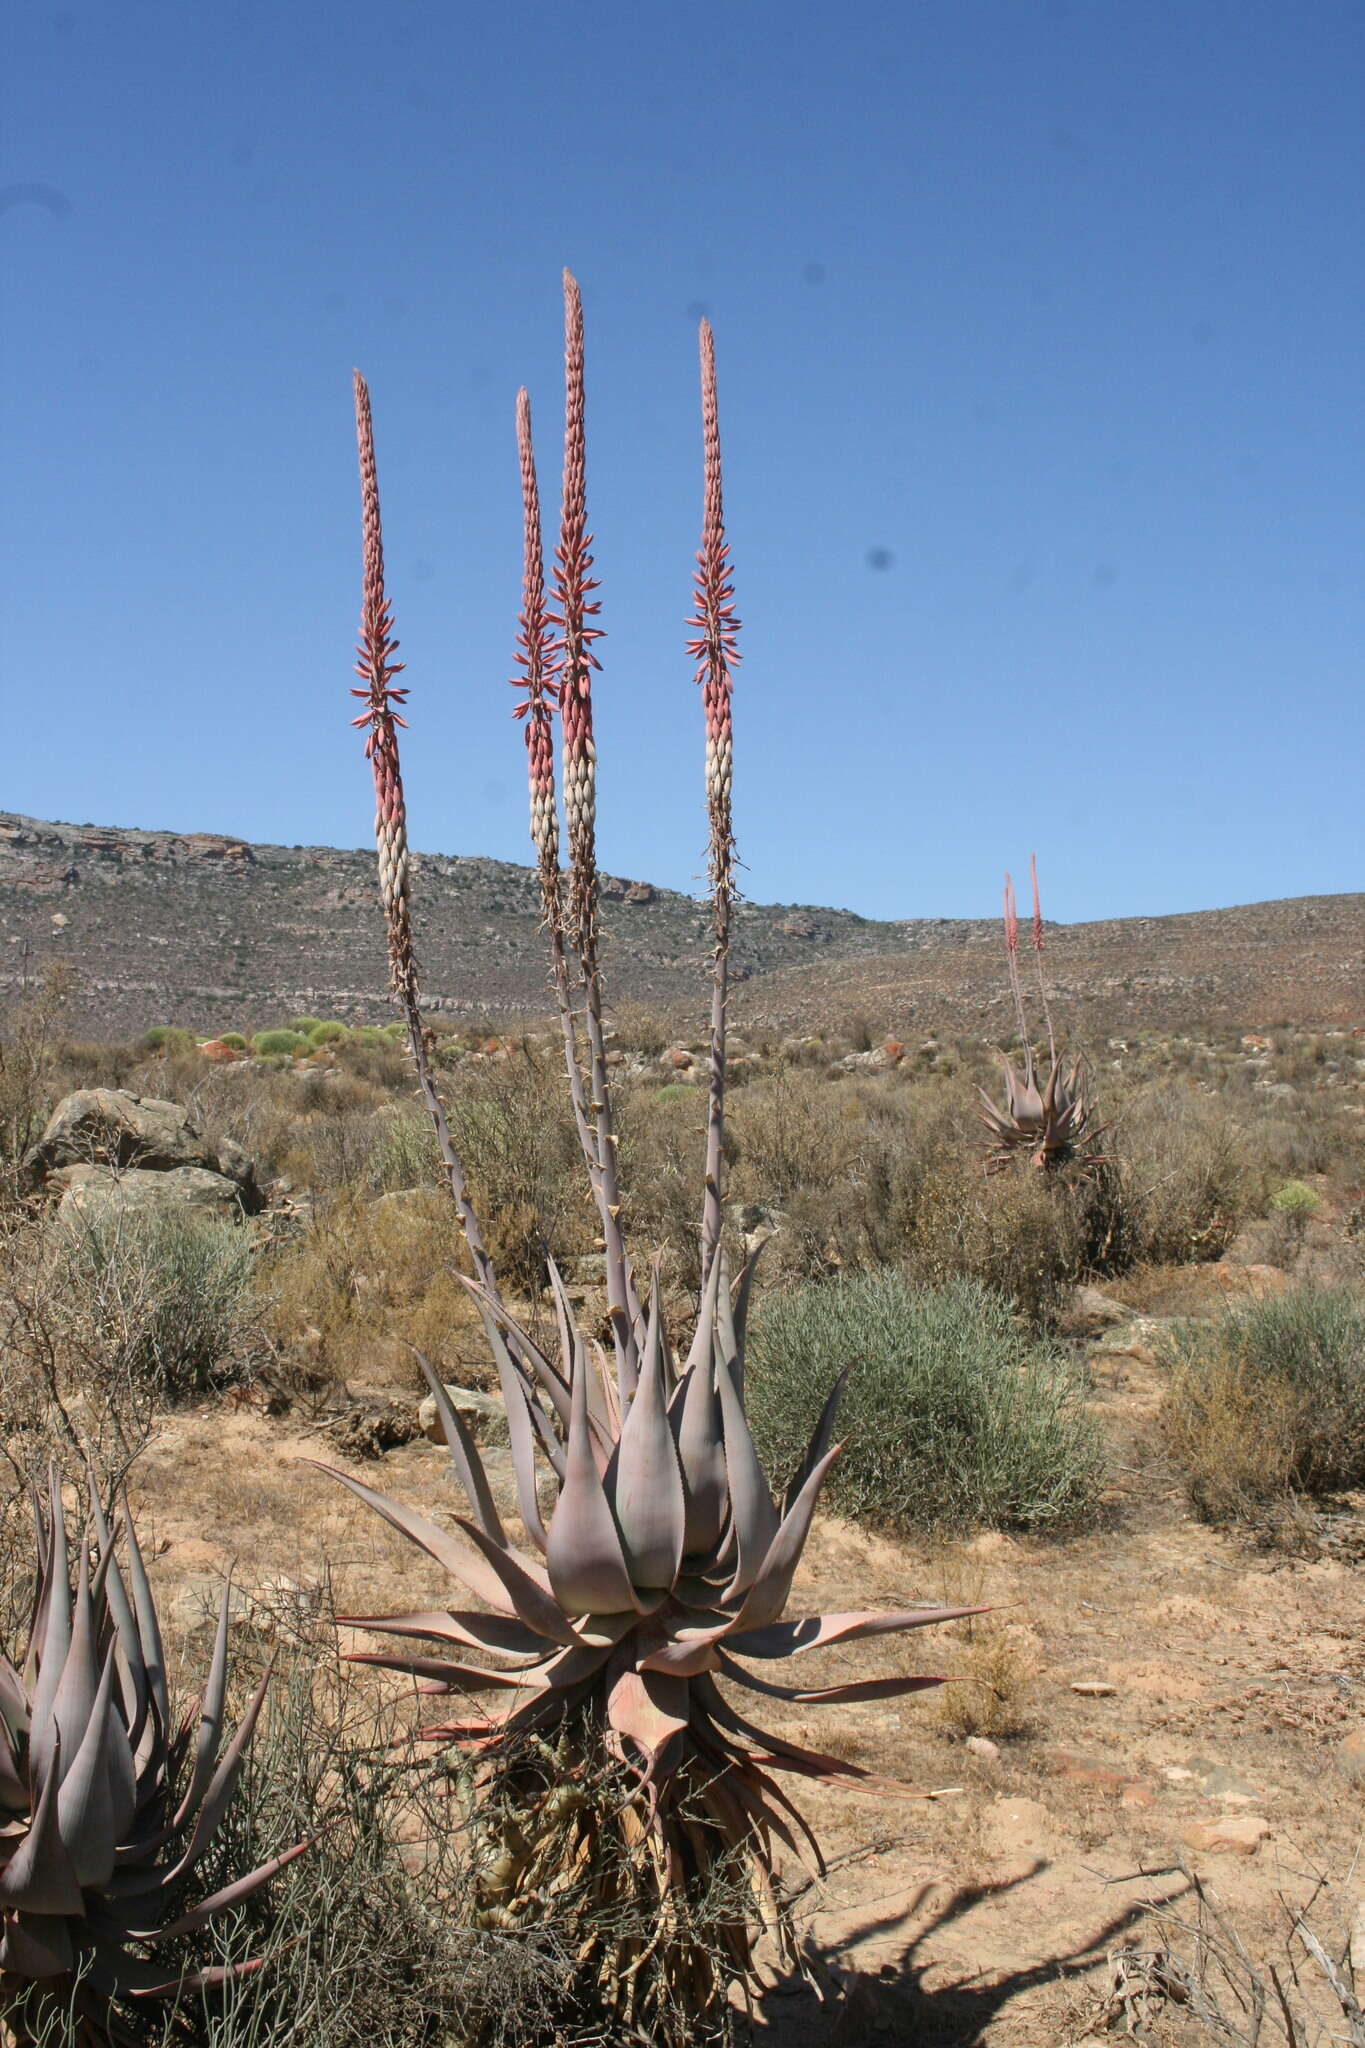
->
[1, 1473, 303, 2046]
[979, 859, 1105, 1173]
[327, 278, 975, 2038]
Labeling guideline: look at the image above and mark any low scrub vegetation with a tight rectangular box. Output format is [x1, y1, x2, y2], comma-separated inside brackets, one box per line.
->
[1162, 1285, 1365, 1525]
[745, 1271, 1106, 1532]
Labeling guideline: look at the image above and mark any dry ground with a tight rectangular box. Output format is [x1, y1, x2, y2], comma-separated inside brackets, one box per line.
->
[119, 1278, 1363, 2048]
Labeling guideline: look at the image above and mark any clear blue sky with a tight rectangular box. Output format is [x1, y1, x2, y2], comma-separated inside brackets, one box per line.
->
[3, 1, 1361, 923]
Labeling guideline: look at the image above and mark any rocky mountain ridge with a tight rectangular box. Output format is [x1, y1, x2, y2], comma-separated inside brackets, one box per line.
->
[1, 812, 1360, 1041]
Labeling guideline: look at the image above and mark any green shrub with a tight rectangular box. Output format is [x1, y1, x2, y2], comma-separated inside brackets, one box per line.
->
[1269, 1179, 1322, 1221]
[140, 1025, 196, 1055]
[746, 1272, 1104, 1532]
[217, 1031, 249, 1051]
[253, 1028, 308, 1057]
[307, 1020, 350, 1047]
[286, 1015, 325, 1035]
[1162, 1286, 1365, 1521]
[59, 1206, 260, 1401]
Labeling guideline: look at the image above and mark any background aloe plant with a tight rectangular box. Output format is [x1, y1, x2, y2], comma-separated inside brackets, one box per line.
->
[327, 277, 975, 2039]
[0, 1473, 302, 2046]
[979, 859, 1105, 1173]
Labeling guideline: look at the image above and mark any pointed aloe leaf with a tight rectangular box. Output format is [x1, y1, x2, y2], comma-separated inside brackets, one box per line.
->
[715, 1651, 946, 1706]
[782, 1365, 851, 1515]
[410, 1346, 506, 1547]
[606, 1667, 689, 1779]
[730, 1445, 840, 1634]
[347, 1653, 551, 1693]
[145, 1838, 311, 1942]
[715, 1347, 778, 1602]
[56, 1644, 119, 1886]
[724, 1605, 987, 1660]
[160, 1665, 272, 1887]
[120, 1486, 170, 1743]
[697, 1678, 940, 1799]
[680, 1243, 725, 1383]
[673, 1349, 728, 1559]
[611, 1284, 685, 1590]
[338, 1609, 548, 1658]
[727, 1241, 765, 1384]
[28, 1499, 72, 1772]
[452, 1517, 581, 1645]
[0, 1729, 83, 1913]
[459, 1274, 570, 1426]
[47, 1538, 100, 1787]
[544, 1311, 640, 1619]
[302, 1461, 516, 1617]
[87, 1478, 148, 1750]
[475, 1303, 548, 1551]
[171, 1578, 232, 1830]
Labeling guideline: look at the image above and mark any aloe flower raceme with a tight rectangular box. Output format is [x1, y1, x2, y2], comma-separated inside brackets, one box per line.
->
[0, 1474, 304, 2045]
[546, 271, 640, 1379]
[979, 865, 1106, 1173]
[351, 369, 496, 1295]
[687, 320, 742, 1286]
[313, 1256, 976, 2031]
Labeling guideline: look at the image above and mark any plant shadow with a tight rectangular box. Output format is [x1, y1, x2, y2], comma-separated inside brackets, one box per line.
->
[742, 1856, 1177, 2046]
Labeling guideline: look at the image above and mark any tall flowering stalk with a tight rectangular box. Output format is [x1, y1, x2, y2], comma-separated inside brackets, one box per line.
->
[351, 370, 495, 1294]
[687, 320, 741, 1284]
[512, 386, 597, 1184]
[1029, 849, 1057, 1064]
[548, 271, 640, 1387]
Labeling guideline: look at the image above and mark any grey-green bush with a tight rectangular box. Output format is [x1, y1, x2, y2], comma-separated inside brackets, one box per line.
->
[61, 1205, 260, 1401]
[746, 1272, 1104, 1532]
[1162, 1285, 1365, 1516]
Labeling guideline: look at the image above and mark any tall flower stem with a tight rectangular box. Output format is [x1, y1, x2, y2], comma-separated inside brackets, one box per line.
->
[1029, 850, 1057, 1065]
[1002, 871, 1034, 1088]
[688, 320, 741, 1288]
[352, 369, 496, 1297]
[551, 272, 641, 1392]
[513, 385, 598, 1189]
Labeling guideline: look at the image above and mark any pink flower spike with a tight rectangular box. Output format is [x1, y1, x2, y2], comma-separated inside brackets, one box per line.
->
[1030, 852, 1044, 956]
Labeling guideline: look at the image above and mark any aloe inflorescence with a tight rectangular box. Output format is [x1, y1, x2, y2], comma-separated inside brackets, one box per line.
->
[333, 276, 973, 2036]
[0, 1474, 302, 2045]
[979, 858, 1107, 1174]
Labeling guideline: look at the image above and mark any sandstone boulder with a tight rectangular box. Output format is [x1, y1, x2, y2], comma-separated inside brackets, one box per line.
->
[23, 1089, 261, 1210]
[54, 1164, 252, 1226]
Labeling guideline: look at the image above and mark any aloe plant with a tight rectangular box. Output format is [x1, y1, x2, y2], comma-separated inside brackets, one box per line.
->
[1, 1473, 302, 2045]
[328, 279, 975, 2036]
[979, 860, 1106, 1173]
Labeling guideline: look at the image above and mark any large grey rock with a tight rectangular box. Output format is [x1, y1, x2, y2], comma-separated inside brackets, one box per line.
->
[54, 1163, 251, 1226]
[418, 1384, 506, 1442]
[23, 1089, 261, 1210]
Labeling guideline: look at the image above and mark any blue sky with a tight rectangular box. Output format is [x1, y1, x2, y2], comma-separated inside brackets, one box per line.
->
[3, 1, 1361, 923]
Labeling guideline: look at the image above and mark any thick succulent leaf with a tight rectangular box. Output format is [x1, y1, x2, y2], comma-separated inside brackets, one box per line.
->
[339, 1609, 549, 1659]
[172, 1577, 232, 1831]
[119, 1486, 170, 1745]
[673, 1356, 727, 1558]
[304, 1461, 515, 1615]
[146, 1837, 312, 1942]
[452, 1517, 581, 1644]
[158, 1666, 272, 1890]
[28, 1519, 72, 1780]
[725, 1605, 987, 1660]
[461, 1275, 571, 1427]
[781, 1366, 851, 1517]
[412, 1346, 506, 1547]
[545, 1312, 640, 1618]
[548, 1261, 614, 1453]
[611, 1286, 685, 1590]
[0, 1730, 83, 1913]
[46, 1540, 101, 1789]
[56, 1645, 119, 1886]
[699, 1680, 942, 1799]
[347, 1653, 551, 1694]
[475, 1302, 548, 1549]
[715, 1651, 946, 1706]
[0, 1911, 77, 1978]
[730, 1445, 840, 1634]
[638, 1624, 731, 1677]
[680, 1243, 725, 1381]
[606, 1667, 688, 1779]
[715, 1348, 778, 1601]
[87, 1486, 150, 1753]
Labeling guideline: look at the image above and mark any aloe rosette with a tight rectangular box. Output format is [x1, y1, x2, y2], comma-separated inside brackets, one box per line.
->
[313, 1256, 976, 1999]
[1, 1475, 302, 2044]
[980, 862, 1106, 1172]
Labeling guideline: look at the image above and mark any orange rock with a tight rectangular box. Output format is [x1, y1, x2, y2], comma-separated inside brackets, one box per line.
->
[198, 1039, 240, 1063]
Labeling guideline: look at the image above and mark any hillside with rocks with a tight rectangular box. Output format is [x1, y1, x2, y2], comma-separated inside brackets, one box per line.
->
[1, 810, 1360, 1041]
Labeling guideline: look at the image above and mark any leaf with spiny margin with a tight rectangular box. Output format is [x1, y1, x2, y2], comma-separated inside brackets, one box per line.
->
[410, 1346, 506, 1547]
[611, 1284, 685, 1590]
[545, 1308, 641, 1618]
[725, 1605, 987, 1659]
[714, 1652, 946, 1706]
[781, 1365, 851, 1515]
[475, 1301, 548, 1549]
[0, 1730, 82, 1914]
[56, 1646, 120, 1885]
[304, 1461, 515, 1616]
[452, 1516, 582, 1645]
[731, 1445, 840, 1633]
[715, 1346, 778, 1601]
